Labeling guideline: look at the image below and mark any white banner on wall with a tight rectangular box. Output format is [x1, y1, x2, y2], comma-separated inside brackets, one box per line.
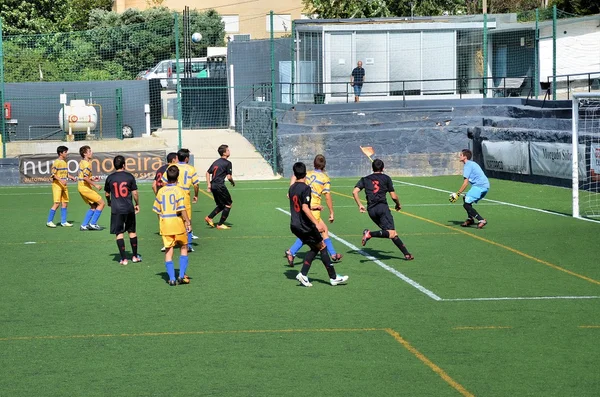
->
[530, 142, 586, 180]
[591, 143, 600, 181]
[482, 141, 530, 174]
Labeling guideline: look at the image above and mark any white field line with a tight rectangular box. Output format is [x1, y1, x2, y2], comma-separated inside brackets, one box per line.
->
[276, 207, 442, 301]
[443, 295, 600, 302]
[393, 179, 600, 224]
[275, 207, 600, 302]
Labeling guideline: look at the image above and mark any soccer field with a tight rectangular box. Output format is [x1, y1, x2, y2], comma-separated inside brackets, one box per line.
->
[1, 176, 599, 396]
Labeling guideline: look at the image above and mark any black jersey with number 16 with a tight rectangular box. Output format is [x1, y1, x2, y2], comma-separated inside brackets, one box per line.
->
[288, 182, 314, 233]
[355, 173, 395, 209]
[104, 171, 138, 214]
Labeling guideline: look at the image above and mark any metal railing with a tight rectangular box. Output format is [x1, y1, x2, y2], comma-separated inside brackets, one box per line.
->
[252, 76, 536, 105]
[547, 71, 600, 100]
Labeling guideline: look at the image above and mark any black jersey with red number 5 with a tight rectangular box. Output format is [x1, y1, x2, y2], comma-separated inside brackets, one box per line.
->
[104, 170, 138, 214]
[288, 182, 313, 233]
[355, 173, 394, 209]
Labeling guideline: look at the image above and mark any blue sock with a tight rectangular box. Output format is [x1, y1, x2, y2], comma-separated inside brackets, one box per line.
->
[47, 209, 56, 223]
[324, 238, 337, 256]
[90, 209, 102, 225]
[290, 238, 304, 256]
[82, 209, 94, 226]
[165, 261, 175, 281]
[60, 208, 67, 224]
[179, 255, 189, 278]
[188, 231, 193, 249]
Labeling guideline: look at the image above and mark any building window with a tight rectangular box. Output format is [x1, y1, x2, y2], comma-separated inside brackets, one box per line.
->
[222, 15, 239, 33]
[266, 14, 291, 33]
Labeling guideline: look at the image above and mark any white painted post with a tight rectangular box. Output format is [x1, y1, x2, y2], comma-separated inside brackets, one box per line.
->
[229, 64, 235, 128]
[144, 104, 151, 137]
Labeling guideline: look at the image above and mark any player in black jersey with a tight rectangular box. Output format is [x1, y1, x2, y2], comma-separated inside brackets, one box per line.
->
[104, 155, 141, 266]
[152, 152, 177, 195]
[352, 159, 414, 261]
[205, 144, 235, 230]
[289, 162, 348, 287]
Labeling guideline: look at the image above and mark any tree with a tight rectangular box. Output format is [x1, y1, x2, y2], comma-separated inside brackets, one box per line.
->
[301, 0, 391, 19]
[0, 0, 69, 35]
[550, 0, 600, 15]
[387, 0, 467, 17]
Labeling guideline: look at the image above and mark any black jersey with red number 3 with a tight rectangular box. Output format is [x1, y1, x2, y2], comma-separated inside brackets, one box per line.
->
[104, 171, 138, 214]
[355, 173, 395, 209]
[207, 158, 233, 186]
[288, 182, 313, 233]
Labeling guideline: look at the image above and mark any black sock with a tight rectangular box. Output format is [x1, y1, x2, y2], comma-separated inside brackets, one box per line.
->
[391, 236, 410, 256]
[301, 249, 318, 275]
[463, 202, 482, 220]
[371, 230, 390, 238]
[208, 206, 223, 219]
[116, 238, 126, 260]
[320, 248, 337, 279]
[130, 237, 138, 256]
[218, 207, 231, 225]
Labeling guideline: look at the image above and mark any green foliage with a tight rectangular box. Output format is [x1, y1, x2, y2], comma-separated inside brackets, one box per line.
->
[2, 7, 226, 83]
[0, 0, 69, 35]
[301, 0, 391, 19]
[550, 0, 600, 15]
[388, 0, 467, 17]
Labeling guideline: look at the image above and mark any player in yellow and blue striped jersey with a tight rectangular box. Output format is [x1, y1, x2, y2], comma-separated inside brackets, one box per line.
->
[78, 145, 105, 231]
[46, 145, 76, 228]
[161, 149, 200, 252]
[154, 165, 191, 286]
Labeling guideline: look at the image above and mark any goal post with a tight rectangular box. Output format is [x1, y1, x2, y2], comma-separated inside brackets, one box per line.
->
[572, 92, 600, 221]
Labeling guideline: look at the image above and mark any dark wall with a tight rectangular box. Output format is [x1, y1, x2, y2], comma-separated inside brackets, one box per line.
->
[227, 38, 292, 107]
[4, 80, 150, 140]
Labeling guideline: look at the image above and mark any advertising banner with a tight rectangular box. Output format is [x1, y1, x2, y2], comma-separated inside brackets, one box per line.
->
[530, 142, 585, 180]
[19, 150, 167, 184]
[591, 143, 600, 182]
[482, 141, 530, 174]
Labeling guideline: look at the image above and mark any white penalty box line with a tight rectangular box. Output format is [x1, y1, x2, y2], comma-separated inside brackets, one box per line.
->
[276, 208, 600, 302]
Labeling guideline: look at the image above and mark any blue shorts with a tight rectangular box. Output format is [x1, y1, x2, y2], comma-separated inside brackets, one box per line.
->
[353, 85, 362, 96]
[465, 186, 488, 204]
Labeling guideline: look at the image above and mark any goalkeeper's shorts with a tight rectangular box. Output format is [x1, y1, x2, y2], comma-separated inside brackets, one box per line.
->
[465, 186, 488, 204]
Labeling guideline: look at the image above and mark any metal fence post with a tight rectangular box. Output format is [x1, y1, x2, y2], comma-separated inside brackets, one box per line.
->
[270, 11, 277, 174]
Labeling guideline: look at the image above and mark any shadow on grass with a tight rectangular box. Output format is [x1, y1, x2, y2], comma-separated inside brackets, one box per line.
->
[356, 248, 404, 262]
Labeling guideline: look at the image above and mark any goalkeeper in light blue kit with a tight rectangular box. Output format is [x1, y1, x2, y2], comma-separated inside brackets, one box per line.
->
[450, 149, 490, 229]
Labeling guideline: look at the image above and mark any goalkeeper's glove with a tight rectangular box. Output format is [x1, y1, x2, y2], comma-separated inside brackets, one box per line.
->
[449, 192, 461, 203]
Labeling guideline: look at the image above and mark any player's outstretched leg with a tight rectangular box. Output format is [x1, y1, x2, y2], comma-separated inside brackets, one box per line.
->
[216, 206, 231, 229]
[391, 235, 414, 261]
[319, 247, 348, 286]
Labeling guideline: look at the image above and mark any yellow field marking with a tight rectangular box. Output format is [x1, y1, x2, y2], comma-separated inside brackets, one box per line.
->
[0, 327, 383, 342]
[578, 325, 600, 329]
[384, 328, 475, 397]
[453, 326, 512, 331]
[1, 326, 473, 394]
[332, 191, 600, 286]
[197, 189, 214, 200]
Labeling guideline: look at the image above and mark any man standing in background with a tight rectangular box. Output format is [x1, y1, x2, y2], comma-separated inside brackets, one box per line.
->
[350, 61, 365, 103]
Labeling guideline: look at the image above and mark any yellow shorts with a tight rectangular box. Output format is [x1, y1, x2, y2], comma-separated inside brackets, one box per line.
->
[311, 209, 321, 222]
[52, 182, 69, 203]
[162, 234, 188, 249]
[79, 186, 102, 205]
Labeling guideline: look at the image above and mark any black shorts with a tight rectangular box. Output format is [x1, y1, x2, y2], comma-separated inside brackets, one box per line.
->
[110, 212, 137, 235]
[368, 203, 395, 231]
[291, 225, 323, 248]
[212, 185, 232, 207]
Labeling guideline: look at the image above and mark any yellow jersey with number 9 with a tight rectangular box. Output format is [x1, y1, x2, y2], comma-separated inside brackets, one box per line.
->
[153, 184, 187, 236]
[305, 170, 330, 208]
